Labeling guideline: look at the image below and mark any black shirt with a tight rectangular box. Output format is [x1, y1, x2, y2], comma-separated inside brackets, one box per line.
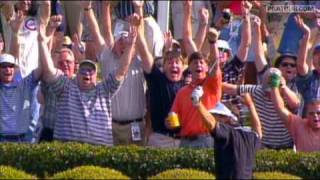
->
[212, 123, 260, 179]
[145, 66, 185, 136]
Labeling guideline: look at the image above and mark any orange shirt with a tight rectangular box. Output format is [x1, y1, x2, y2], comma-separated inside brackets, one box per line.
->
[171, 69, 222, 137]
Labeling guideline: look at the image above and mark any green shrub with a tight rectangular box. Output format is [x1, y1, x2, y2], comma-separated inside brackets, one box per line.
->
[0, 165, 36, 179]
[0, 142, 319, 179]
[149, 168, 215, 179]
[253, 171, 302, 179]
[51, 166, 129, 179]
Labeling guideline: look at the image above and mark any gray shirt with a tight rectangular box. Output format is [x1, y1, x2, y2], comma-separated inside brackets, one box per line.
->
[99, 47, 146, 121]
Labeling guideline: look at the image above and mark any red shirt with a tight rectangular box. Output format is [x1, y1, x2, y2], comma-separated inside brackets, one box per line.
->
[171, 69, 222, 137]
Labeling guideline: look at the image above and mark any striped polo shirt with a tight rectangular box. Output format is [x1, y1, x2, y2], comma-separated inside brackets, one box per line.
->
[239, 85, 293, 148]
[0, 72, 39, 135]
[51, 73, 122, 146]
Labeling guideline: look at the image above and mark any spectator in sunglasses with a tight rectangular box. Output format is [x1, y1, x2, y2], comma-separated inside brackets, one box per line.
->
[274, 54, 301, 114]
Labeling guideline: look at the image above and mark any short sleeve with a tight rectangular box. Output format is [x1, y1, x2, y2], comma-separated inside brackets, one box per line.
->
[50, 75, 68, 97]
[296, 71, 313, 94]
[102, 72, 122, 99]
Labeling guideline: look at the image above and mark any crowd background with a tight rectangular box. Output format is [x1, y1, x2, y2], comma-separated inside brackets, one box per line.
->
[0, 0, 319, 154]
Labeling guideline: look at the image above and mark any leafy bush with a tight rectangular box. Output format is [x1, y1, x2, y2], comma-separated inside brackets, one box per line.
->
[253, 171, 302, 179]
[0, 142, 319, 179]
[0, 165, 36, 179]
[149, 168, 215, 179]
[51, 166, 129, 179]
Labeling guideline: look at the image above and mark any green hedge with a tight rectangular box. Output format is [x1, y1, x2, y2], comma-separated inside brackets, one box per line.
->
[0, 142, 319, 179]
[0, 165, 36, 179]
[253, 171, 302, 179]
[51, 165, 129, 179]
[149, 168, 215, 179]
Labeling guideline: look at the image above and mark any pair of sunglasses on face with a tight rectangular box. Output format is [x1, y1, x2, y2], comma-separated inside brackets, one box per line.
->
[79, 67, 96, 76]
[0, 63, 15, 68]
[280, 62, 296, 68]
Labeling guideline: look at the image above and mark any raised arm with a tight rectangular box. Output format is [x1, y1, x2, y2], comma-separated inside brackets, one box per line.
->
[269, 69, 291, 125]
[236, 1, 252, 62]
[9, 10, 25, 60]
[46, 15, 63, 52]
[279, 77, 301, 111]
[191, 86, 217, 131]
[183, 0, 198, 56]
[38, 23, 59, 84]
[207, 32, 220, 76]
[132, 2, 154, 74]
[101, 1, 114, 49]
[244, 93, 262, 139]
[38, 1, 51, 26]
[80, 1, 105, 54]
[115, 25, 137, 81]
[296, 15, 311, 76]
[194, 8, 209, 51]
[252, 16, 267, 72]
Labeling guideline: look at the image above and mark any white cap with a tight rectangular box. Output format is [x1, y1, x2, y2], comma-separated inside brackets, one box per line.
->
[0, 54, 18, 66]
[217, 40, 231, 51]
[209, 102, 238, 121]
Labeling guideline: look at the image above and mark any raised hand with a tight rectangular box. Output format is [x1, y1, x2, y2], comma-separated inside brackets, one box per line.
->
[71, 33, 86, 61]
[48, 15, 63, 29]
[128, 13, 142, 27]
[295, 15, 310, 35]
[241, 1, 252, 17]
[183, 0, 192, 9]
[199, 8, 209, 26]
[132, 0, 144, 8]
[163, 31, 173, 51]
[9, 10, 25, 33]
[126, 24, 138, 46]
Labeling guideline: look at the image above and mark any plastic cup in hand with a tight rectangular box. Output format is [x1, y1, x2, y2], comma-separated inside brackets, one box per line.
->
[167, 112, 180, 129]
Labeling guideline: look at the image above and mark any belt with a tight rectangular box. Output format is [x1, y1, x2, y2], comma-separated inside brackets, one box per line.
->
[182, 134, 211, 141]
[112, 118, 143, 125]
[0, 133, 26, 140]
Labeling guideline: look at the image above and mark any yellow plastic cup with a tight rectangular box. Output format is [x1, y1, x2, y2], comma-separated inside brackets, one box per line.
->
[167, 112, 180, 129]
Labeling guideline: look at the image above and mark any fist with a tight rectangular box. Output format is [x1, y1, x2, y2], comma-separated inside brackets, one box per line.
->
[191, 86, 204, 106]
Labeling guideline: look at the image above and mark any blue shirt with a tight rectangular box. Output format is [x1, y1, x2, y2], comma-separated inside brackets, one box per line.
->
[296, 70, 320, 104]
[0, 72, 39, 135]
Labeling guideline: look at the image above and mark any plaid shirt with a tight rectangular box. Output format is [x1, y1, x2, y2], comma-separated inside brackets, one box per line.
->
[221, 55, 246, 120]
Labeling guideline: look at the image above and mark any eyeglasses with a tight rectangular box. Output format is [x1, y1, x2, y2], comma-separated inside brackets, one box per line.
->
[218, 48, 229, 53]
[79, 67, 95, 76]
[0, 63, 15, 68]
[280, 62, 296, 68]
[308, 111, 320, 116]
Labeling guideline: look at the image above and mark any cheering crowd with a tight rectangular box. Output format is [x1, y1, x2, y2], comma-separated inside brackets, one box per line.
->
[0, 0, 320, 178]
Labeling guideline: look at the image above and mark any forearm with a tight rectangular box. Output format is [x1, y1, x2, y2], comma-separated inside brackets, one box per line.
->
[83, 9, 105, 51]
[270, 88, 291, 123]
[38, 40, 59, 83]
[297, 32, 311, 76]
[222, 82, 239, 95]
[101, 2, 114, 48]
[244, 93, 262, 139]
[183, 5, 197, 56]
[237, 15, 251, 62]
[198, 102, 216, 131]
[9, 32, 20, 59]
[194, 21, 208, 51]
[38, 2, 51, 25]
[280, 86, 301, 111]
[253, 23, 267, 72]
[208, 42, 219, 74]
[115, 44, 135, 81]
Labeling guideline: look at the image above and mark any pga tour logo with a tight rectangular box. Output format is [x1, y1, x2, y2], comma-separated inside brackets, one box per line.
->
[266, 4, 316, 13]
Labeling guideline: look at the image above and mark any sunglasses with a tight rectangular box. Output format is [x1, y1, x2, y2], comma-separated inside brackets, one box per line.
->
[280, 62, 296, 68]
[0, 63, 15, 68]
[218, 48, 229, 53]
[79, 67, 95, 76]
